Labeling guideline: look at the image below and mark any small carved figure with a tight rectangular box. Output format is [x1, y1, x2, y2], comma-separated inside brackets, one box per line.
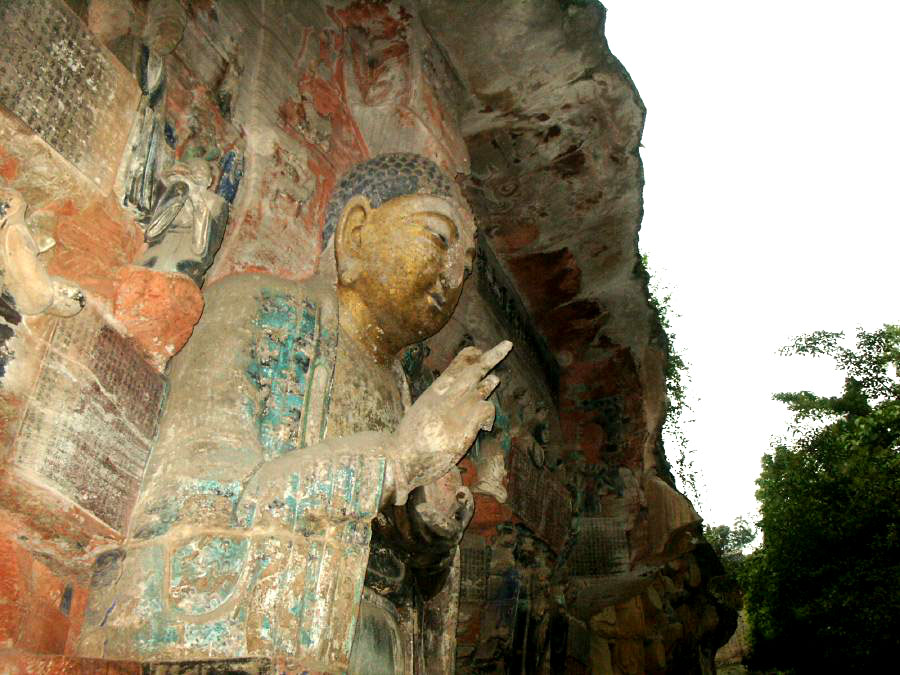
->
[512, 387, 552, 468]
[139, 159, 227, 286]
[0, 188, 84, 317]
[530, 402, 551, 466]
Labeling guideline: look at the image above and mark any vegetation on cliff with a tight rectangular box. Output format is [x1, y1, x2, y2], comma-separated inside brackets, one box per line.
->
[743, 325, 900, 672]
[643, 256, 698, 502]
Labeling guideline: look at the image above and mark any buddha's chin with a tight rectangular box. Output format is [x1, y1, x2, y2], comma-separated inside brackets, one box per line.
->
[400, 319, 448, 347]
[424, 308, 454, 334]
[385, 301, 456, 350]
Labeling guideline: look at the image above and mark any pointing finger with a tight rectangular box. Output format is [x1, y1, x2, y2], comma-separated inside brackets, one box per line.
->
[444, 340, 513, 396]
[433, 341, 512, 398]
[476, 340, 513, 379]
[438, 345, 484, 382]
[451, 345, 483, 367]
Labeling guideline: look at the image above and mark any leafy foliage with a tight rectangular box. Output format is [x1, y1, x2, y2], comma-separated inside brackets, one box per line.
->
[743, 326, 900, 673]
[643, 256, 698, 502]
[704, 516, 756, 579]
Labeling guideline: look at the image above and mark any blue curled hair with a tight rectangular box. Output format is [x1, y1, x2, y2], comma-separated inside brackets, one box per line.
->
[322, 153, 467, 249]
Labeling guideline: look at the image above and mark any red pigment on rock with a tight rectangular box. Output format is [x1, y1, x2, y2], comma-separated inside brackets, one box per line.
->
[113, 266, 204, 371]
[0, 156, 19, 182]
[48, 200, 143, 303]
[508, 247, 581, 316]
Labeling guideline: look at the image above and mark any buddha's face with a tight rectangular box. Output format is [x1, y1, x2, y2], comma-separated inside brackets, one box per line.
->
[337, 193, 475, 350]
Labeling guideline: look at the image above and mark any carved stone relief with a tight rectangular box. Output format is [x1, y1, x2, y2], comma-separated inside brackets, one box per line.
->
[0, 0, 139, 191]
[79, 155, 508, 671]
[143, 0, 186, 57]
[472, 438, 508, 503]
[0, 187, 84, 317]
[139, 159, 227, 286]
[568, 516, 630, 577]
[119, 38, 167, 219]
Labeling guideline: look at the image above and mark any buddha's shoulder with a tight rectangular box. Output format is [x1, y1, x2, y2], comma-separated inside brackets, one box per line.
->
[202, 272, 336, 322]
[171, 273, 338, 374]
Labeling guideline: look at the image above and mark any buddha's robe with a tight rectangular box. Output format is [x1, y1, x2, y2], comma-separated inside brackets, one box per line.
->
[79, 273, 391, 671]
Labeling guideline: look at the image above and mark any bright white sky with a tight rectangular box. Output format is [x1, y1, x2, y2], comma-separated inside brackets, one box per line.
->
[601, 1, 900, 527]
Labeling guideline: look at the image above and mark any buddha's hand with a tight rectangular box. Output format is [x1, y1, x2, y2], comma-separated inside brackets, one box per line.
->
[392, 340, 512, 504]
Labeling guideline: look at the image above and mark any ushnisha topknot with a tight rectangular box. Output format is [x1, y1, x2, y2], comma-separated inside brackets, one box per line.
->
[322, 153, 473, 249]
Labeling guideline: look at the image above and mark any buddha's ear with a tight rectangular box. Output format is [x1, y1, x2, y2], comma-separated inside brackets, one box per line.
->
[335, 194, 371, 285]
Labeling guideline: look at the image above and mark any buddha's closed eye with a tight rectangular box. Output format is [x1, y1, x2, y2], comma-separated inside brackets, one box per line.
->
[417, 212, 457, 249]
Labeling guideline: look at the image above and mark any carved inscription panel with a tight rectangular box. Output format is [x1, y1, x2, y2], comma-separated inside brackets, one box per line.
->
[0, 0, 139, 190]
[459, 535, 488, 601]
[12, 309, 165, 532]
[506, 444, 572, 553]
[569, 516, 630, 577]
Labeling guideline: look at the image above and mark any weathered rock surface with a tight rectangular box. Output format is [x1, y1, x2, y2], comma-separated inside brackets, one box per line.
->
[0, 1, 733, 672]
[417, 2, 732, 671]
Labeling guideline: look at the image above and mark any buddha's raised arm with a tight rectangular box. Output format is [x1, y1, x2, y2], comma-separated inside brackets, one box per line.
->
[238, 341, 511, 521]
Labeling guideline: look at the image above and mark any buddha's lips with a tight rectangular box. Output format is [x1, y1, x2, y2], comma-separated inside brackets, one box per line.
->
[428, 291, 446, 310]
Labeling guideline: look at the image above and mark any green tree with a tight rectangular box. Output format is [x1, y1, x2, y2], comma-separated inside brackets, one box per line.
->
[743, 325, 900, 673]
[704, 516, 756, 579]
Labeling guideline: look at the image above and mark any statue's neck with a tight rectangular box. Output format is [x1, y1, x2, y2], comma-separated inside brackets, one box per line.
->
[337, 286, 400, 366]
[330, 318, 407, 439]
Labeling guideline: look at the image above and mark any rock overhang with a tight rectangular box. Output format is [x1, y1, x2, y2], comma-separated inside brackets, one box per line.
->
[416, 0, 662, 468]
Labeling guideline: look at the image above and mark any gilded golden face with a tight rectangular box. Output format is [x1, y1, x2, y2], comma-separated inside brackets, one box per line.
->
[336, 193, 475, 354]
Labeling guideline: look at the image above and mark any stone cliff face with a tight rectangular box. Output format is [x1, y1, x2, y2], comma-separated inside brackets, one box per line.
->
[0, 1, 733, 672]
[418, 2, 736, 671]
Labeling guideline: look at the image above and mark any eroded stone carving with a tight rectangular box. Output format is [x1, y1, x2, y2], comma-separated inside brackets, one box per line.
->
[0, 187, 84, 317]
[473, 439, 508, 503]
[509, 387, 553, 469]
[80, 154, 509, 670]
[144, 0, 186, 56]
[121, 43, 166, 217]
[87, 0, 135, 46]
[139, 159, 228, 286]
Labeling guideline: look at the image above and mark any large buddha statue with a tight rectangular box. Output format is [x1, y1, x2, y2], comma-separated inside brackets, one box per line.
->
[78, 154, 510, 672]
